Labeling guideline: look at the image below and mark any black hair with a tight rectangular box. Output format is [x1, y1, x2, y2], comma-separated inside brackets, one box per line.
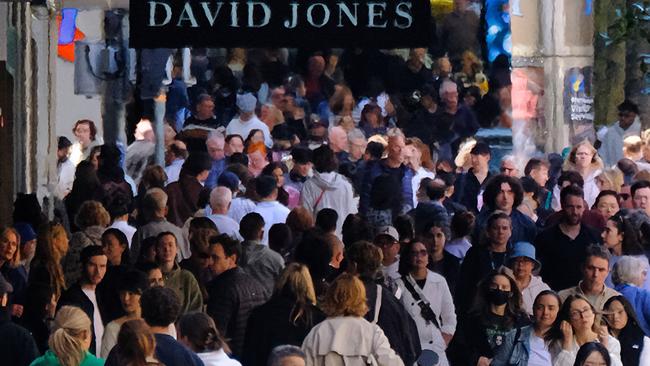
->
[269, 223, 293, 258]
[557, 170, 584, 188]
[182, 152, 212, 177]
[135, 261, 160, 275]
[229, 152, 249, 166]
[560, 185, 585, 205]
[315, 209, 338, 233]
[293, 228, 332, 296]
[366, 141, 384, 160]
[239, 212, 265, 241]
[482, 175, 525, 210]
[583, 243, 611, 265]
[593, 190, 620, 209]
[116, 270, 149, 294]
[393, 215, 415, 243]
[312, 144, 338, 173]
[397, 241, 425, 276]
[341, 214, 372, 247]
[102, 228, 131, 266]
[136, 237, 158, 266]
[209, 234, 241, 263]
[607, 214, 644, 255]
[618, 99, 639, 115]
[631, 180, 650, 198]
[80, 245, 106, 267]
[573, 342, 611, 366]
[255, 175, 278, 199]
[141, 286, 181, 327]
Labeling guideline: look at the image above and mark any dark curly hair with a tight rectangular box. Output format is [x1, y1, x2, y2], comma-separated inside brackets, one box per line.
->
[482, 174, 524, 211]
[141, 286, 181, 327]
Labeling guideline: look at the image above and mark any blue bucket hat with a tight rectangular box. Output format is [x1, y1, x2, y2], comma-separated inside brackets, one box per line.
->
[508, 241, 541, 271]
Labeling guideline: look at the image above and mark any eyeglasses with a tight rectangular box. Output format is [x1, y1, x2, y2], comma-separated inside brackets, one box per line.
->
[569, 307, 593, 320]
[411, 250, 428, 258]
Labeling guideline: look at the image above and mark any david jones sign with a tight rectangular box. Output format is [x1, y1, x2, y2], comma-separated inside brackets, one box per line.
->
[129, 0, 431, 48]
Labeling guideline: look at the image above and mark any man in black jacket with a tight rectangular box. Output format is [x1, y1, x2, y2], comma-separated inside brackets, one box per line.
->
[0, 273, 38, 366]
[206, 234, 269, 358]
[346, 241, 422, 365]
[452, 141, 492, 213]
[58, 245, 107, 355]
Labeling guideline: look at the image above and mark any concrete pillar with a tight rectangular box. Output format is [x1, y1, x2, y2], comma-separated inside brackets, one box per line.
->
[510, 0, 595, 154]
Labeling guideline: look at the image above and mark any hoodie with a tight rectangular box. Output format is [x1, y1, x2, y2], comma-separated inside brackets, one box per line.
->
[520, 275, 551, 315]
[300, 171, 357, 236]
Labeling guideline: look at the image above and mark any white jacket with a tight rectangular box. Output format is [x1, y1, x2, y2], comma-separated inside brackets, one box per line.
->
[550, 335, 622, 366]
[302, 316, 404, 366]
[300, 171, 357, 236]
[197, 349, 242, 366]
[521, 275, 551, 315]
[396, 271, 456, 366]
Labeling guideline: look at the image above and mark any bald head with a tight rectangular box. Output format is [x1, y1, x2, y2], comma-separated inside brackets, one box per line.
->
[328, 126, 348, 153]
[210, 186, 233, 214]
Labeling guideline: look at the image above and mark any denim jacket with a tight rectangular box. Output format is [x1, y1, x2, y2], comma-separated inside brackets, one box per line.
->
[491, 325, 534, 366]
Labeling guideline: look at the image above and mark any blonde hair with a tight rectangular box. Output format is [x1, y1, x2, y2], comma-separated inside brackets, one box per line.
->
[563, 140, 604, 171]
[275, 263, 317, 324]
[74, 200, 110, 229]
[0, 227, 21, 267]
[49, 306, 91, 366]
[596, 169, 624, 193]
[623, 135, 644, 155]
[320, 274, 368, 317]
[35, 223, 68, 298]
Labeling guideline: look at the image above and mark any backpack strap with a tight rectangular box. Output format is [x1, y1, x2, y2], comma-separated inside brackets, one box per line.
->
[372, 284, 382, 324]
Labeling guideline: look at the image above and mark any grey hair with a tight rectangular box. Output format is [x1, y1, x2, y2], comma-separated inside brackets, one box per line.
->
[347, 128, 366, 143]
[268, 345, 306, 366]
[386, 127, 405, 140]
[144, 188, 168, 213]
[502, 154, 516, 163]
[206, 131, 225, 144]
[612, 256, 649, 286]
[439, 79, 458, 97]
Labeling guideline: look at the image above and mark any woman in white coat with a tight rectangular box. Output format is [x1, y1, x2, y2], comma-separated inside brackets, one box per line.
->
[300, 145, 357, 236]
[301, 274, 404, 366]
[395, 241, 456, 366]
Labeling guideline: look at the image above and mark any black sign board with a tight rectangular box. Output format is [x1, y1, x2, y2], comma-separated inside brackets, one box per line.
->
[129, 0, 431, 48]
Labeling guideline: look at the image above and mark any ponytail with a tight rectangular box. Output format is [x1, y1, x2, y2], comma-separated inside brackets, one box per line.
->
[177, 312, 230, 354]
[48, 306, 91, 366]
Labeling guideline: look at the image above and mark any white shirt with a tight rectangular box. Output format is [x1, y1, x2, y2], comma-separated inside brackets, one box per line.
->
[228, 197, 257, 223]
[225, 115, 273, 147]
[208, 214, 243, 241]
[412, 167, 435, 205]
[253, 201, 290, 244]
[528, 333, 551, 366]
[56, 159, 76, 199]
[82, 287, 104, 356]
[165, 158, 185, 185]
[108, 220, 137, 248]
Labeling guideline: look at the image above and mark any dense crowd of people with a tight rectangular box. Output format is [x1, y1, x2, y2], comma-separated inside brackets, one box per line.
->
[3, 2, 650, 366]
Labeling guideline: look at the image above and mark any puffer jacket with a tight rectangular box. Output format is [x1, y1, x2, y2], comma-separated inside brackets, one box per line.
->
[301, 171, 357, 236]
[62, 225, 104, 287]
[206, 267, 270, 358]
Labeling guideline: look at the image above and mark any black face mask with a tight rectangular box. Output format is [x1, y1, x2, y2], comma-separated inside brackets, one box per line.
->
[487, 288, 511, 306]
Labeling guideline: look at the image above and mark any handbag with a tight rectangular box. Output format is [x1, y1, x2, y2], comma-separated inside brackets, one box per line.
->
[403, 275, 442, 330]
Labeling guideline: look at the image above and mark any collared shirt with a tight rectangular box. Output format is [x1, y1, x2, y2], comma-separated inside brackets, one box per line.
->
[164, 158, 184, 185]
[535, 223, 602, 291]
[558, 281, 620, 311]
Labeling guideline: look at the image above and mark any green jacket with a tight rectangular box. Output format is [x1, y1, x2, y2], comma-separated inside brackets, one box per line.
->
[164, 263, 203, 314]
[30, 350, 104, 366]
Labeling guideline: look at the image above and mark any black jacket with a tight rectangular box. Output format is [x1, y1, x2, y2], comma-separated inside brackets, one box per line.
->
[206, 267, 269, 358]
[242, 294, 325, 366]
[452, 169, 491, 214]
[455, 246, 509, 313]
[361, 278, 422, 366]
[0, 309, 39, 366]
[96, 265, 127, 324]
[58, 283, 105, 355]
